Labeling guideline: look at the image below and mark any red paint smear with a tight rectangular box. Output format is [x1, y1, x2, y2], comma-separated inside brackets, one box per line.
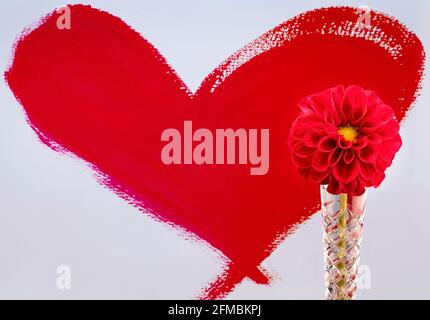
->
[5, 5, 425, 299]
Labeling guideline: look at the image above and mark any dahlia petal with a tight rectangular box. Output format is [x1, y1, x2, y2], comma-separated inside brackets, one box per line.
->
[371, 171, 385, 187]
[317, 136, 337, 152]
[353, 137, 368, 151]
[346, 86, 367, 124]
[333, 158, 359, 183]
[365, 90, 384, 110]
[297, 167, 313, 180]
[303, 131, 323, 147]
[358, 143, 379, 163]
[302, 121, 326, 137]
[366, 132, 382, 144]
[312, 151, 330, 172]
[379, 134, 402, 161]
[324, 125, 339, 139]
[344, 178, 366, 195]
[376, 119, 400, 141]
[358, 161, 376, 180]
[292, 154, 312, 168]
[301, 114, 325, 126]
[312, 91, 336, 124]
[376, 157, 391, 171]
[363, 91, 384, 120]
[299, 167, 329, 184]
[329, 179, 363, 195]
[328, 148, 343, 167]
[353, 184, 366, 196]
[341, 99, 353, 125]
[378, 136, 402, 167]
[330, 86, 345, 125]
[297, 97, 314, 114]
[320, 175, 331, 185]
[361, 105, 396, 134]
[343, 149, 355, 164]
[290, 127, 306, 139]
[375, 104, 397, 125]
[390, 134, 402, 153]
[312, 170, 330, 184]
[360, 116, 383, 134]
[344, 179, 358, 195]
[327, 178, 341, 195]
[337, 137, 353, 149]
[289, 138, 303, 150]
[294, 144, 315, 157]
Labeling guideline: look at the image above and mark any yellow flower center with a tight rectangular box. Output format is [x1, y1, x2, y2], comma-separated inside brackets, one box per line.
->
[338, 125, 359, 142]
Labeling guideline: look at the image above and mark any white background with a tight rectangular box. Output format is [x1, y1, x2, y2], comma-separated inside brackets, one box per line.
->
[0, 0, 429, 299]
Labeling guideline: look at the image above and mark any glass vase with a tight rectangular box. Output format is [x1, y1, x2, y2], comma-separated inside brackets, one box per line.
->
[320, 185, 367, 300]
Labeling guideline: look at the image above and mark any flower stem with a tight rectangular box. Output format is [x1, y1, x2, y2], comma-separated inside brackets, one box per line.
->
[337, 193, 348, 300]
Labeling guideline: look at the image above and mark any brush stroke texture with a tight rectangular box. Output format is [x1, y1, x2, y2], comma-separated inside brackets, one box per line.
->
[5, 5, 424, 299]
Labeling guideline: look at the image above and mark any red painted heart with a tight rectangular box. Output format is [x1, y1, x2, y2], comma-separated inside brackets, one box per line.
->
[5, 5, 424, 298]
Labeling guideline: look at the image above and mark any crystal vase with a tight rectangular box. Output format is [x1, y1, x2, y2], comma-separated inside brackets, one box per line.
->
[320, 185, 367, 300]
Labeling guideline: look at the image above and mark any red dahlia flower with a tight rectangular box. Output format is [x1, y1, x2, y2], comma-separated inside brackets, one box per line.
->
[288, 85, 402, 196]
